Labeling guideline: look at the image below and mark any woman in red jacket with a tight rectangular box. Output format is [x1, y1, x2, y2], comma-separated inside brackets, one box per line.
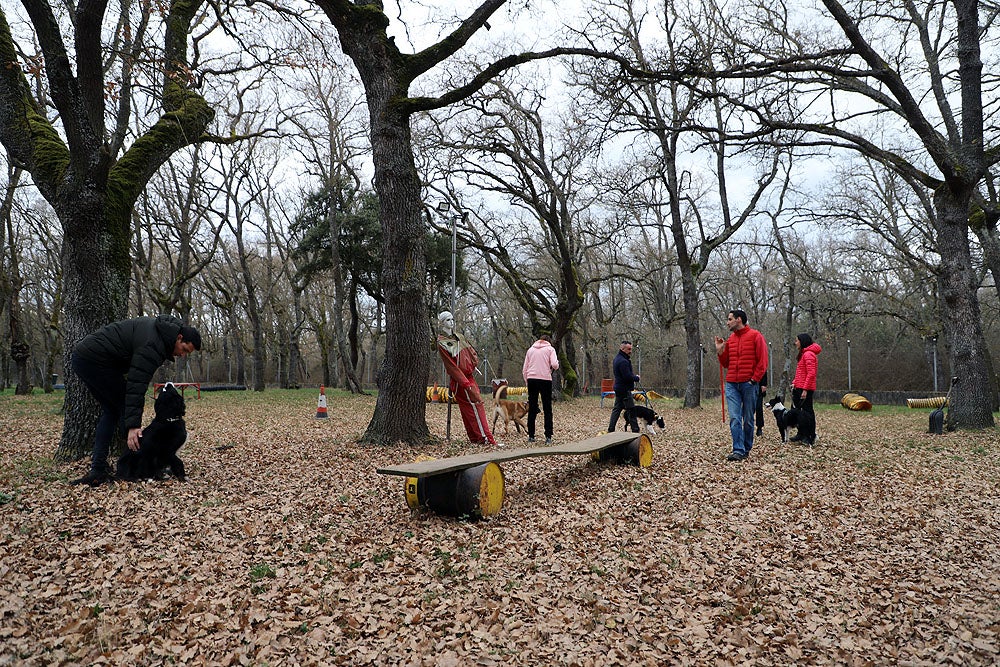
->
[791, 333, 822, 444]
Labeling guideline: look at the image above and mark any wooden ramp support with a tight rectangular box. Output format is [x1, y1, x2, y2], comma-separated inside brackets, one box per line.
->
[377, 432, 653, 519]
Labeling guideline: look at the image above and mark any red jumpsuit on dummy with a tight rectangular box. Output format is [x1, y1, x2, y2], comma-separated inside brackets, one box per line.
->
[437, 330, 497, 446]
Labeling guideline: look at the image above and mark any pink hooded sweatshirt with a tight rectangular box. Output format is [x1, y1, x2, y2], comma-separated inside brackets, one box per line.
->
[523, 339, 559, 381]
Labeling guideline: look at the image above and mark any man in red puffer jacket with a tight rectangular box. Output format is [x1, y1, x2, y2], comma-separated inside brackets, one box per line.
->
[714, 309, 768, 462]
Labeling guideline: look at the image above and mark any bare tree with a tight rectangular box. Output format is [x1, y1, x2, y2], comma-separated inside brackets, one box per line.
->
[0, 0, 219, 457]
[0, 159, 30, 393]
[282, 33, 370, 393]
[200, 253, 248, 387]
[425, 75, 608, 397]
[206, 133, 283, 392]
[303, 0, 629, 443]
[735, 0, 998, 427]
[570, 0, 789, 407]
[132, 145, 224, 320]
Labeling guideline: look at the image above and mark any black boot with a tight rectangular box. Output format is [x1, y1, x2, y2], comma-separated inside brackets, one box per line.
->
[70, 470, 110, 487]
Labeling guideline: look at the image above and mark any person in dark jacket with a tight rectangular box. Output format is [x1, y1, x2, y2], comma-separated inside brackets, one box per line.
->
[607, 340, 641, 433]
[70, 315, 201, 486]
[754, 370, 769, 437]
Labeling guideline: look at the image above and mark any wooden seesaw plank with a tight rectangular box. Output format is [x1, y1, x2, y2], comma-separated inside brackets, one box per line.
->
[376, 432, 645, 478]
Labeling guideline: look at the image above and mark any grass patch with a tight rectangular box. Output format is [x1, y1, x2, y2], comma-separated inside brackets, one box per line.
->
[249, 563, 276, 581]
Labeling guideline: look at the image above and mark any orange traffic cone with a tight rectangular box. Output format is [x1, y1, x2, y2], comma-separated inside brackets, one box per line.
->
[315, 386, 329, 419]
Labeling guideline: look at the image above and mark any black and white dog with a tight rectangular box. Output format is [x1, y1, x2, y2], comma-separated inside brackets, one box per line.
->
[632, 405, 666, 435]
[765, 395, 815, 444]
[116, 382, 188, 481]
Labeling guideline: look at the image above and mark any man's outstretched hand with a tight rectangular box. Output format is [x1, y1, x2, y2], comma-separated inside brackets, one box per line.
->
[127, 427, 142, 451]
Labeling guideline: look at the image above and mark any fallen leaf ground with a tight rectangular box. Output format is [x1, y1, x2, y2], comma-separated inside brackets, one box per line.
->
[2, 389, 999, 666]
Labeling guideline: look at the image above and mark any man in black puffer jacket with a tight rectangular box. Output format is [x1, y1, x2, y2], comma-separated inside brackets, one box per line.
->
[70, 315, 201, 486]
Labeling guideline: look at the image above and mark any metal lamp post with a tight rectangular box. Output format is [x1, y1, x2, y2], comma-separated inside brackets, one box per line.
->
[435, 201, 460, 443]
[932, 336, 938, 393]
[435, 201, 458, 316]
[768, 341, 772, 384]
[847, 339, 852, 391]
[700, 345, 705, 396]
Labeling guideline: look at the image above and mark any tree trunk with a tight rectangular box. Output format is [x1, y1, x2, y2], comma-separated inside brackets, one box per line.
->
[681, 276, 702, 408]
[41, 288, 62, 394]
[2, 166, 31, 394]
[560, 329, 578, 398]
[313, 311, 333, 388]
[934, 186, 996, 429]
[56, 197, 131, 461]
[10, 311, 31, 395]
[288, 290, 305, 389]
[328, 199, 365, 394]
[326, 13, 432, 444]
[969, 213, 1000, 411]
[359, 98, 431, 443]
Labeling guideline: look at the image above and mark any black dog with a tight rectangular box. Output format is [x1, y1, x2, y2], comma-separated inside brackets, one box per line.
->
[632, 405, 666, 435]
[765, 395, 815, 444]
[116, 382, 188, 481]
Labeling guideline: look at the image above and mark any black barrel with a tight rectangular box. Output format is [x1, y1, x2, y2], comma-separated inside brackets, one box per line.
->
[405, 462, 505, 518]
[591, 433, 654, 466]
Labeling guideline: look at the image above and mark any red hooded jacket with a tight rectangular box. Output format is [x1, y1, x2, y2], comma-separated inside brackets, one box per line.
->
[719, 326, 768, 384]
[793, 343, 822, 391]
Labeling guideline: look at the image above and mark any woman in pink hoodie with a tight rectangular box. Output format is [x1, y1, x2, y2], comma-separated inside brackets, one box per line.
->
[522, 335, 560, 444]
[791, 333, 822, 444]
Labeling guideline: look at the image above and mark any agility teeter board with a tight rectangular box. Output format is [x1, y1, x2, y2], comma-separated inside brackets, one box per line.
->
[377, 432, 653, 518]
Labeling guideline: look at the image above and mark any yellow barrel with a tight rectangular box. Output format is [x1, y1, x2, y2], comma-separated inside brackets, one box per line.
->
[405, 455, 437, 509]
[405, 462, 505, 519]
[591, 433, 654, 467]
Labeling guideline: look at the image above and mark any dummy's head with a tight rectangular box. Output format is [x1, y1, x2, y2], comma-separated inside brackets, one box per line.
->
[437, 311, 455, 335]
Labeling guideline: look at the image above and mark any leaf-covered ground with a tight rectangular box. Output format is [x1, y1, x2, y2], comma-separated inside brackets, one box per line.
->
[2, 389, 999, 666]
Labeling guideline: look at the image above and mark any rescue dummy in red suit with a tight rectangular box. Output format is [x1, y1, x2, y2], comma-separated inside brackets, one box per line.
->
[436, 311, 497, 446]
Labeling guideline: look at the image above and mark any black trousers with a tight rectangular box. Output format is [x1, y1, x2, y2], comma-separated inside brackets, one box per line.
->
[526, 378, 553, 438]
[608, 388, 639, 432]
[792, 388, 816, 442]
[71, 352, 127, 473]
[755, 386, 767, 430]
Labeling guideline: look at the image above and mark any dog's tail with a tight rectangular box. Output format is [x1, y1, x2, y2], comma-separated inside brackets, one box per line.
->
[492, 379, 508, 405]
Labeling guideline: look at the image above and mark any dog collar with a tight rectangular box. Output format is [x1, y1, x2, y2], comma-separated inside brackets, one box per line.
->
[164, 417, 183, 422]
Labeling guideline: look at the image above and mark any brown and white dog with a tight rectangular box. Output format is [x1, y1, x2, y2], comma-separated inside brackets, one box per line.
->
[493, 399, 529, 435]
[491, 379, 528, 435]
